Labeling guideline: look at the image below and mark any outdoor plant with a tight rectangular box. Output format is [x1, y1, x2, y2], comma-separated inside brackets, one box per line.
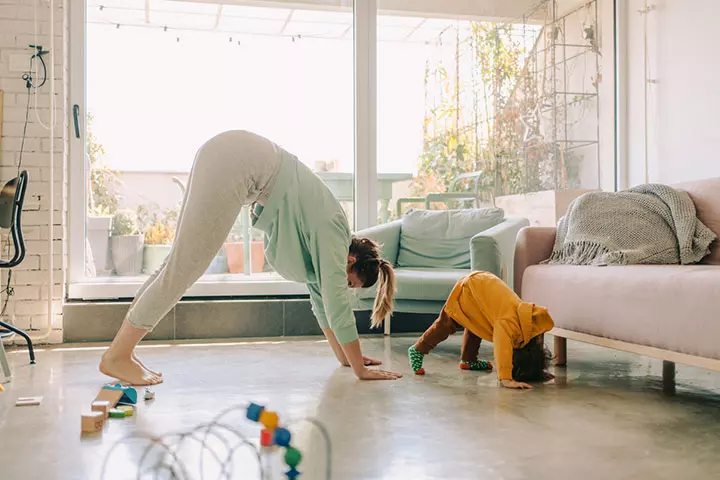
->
[413, 12, 590, 200]
[137, 205, 178, 245]
[87, 114, 119, 216]
[111, 210, 140, 236]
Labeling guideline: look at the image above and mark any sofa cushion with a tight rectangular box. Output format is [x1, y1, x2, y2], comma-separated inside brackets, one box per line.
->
[356, 267, 469, 302]
[674, 178, 720, 265]
[397, 208, 504, 269]
[522, 264, 720, 360]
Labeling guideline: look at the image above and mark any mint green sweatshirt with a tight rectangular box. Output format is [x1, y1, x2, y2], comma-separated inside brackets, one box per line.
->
[252, 149, 359, 344]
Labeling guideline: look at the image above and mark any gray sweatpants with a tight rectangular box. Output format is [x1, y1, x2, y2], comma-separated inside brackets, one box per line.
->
[126, 131, 281, 331]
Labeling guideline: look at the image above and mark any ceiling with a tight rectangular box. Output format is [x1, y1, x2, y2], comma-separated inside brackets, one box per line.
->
[87, 0, 547, 42]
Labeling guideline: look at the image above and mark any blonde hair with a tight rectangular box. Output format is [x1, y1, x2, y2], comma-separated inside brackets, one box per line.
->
[370, 259, 396, 328]
[349, 237, 397, 329]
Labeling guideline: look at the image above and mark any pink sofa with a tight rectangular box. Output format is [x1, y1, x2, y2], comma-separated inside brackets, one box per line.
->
[514, 178, 720, 392]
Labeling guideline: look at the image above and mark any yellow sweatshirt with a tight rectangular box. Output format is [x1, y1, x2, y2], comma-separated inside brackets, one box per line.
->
[443, 271, 554, 380]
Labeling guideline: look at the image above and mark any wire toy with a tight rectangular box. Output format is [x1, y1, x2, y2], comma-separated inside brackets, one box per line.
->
[100, 402, 332, 480]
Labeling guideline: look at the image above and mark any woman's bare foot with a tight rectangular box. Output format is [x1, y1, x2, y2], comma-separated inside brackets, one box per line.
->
[132, 353, 163, 377]
[100, 351, 163, 386]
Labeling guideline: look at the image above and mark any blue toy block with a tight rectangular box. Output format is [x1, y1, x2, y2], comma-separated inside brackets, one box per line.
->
[273, 427, 292, 447]
[285, 467, 300, 479]
[246, 402, 265, 422]
[103, 384, 138, 405]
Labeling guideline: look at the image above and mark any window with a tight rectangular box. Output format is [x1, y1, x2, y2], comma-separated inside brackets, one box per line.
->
[377, 0, 616, 227]
[69, 0, 616, 299]
[70, 0, 356, 298]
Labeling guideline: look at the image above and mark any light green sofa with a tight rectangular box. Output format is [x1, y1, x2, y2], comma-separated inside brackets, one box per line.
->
[353, 209, 529, 334]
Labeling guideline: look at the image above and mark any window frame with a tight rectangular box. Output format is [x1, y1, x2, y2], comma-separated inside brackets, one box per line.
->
[67, 0, 378, 300]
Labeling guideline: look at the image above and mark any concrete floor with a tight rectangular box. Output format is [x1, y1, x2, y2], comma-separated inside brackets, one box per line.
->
[1, 335, 720, 480]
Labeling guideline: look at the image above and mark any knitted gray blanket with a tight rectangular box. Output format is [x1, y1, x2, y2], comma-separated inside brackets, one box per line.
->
[547, 184, 717, 266]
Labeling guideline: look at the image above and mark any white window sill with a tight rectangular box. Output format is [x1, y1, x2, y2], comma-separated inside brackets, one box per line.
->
[68, 273, 309, 300]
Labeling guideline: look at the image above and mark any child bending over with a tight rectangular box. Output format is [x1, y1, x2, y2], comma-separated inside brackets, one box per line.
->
[408, 271, 554, 389]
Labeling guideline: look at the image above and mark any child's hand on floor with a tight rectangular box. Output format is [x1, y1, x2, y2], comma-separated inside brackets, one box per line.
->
[501, 379, 533, 389]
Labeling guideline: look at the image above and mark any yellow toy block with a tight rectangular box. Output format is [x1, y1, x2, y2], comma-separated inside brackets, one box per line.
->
[259, 410, 279, 430]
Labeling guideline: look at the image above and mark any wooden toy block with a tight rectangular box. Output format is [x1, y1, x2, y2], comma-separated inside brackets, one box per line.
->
[117, 405, 134, 417]
[284, 447, 302, 468]
[247, 402, 264, 422]
[91, 400, 111, 419]
[109, 408, 125, 418]
[259, 410, 279, 430]
[274, 427, 292, 447]
[81, 411, 104, 433]
[95, 389, 124, 408]
[260, 428, 274, 447]
[102, 384, 138, 405]
[15, 396, 43, 407]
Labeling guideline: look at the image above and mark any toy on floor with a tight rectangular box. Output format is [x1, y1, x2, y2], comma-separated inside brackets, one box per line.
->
[15, 395, 43, 406]
[143, 387, 155, 401]
[100, 401, 333, 480]
[92, 400, 111, 419]
[82, 411, 104, 433]
[84, 384, 139, 435]
[246, 402, 303, 479]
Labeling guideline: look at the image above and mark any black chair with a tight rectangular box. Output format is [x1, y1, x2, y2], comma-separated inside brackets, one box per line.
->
[0, 170, 36, 364]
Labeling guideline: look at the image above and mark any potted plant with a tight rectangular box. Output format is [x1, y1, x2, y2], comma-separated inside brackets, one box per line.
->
[205, 246, 229, 274]
[110, 210, 144, 276]
[223, 213, 265, 274]
[86, 114, 118, 276]
[87, 206, 113, 276]
[142, 217, 175, 275]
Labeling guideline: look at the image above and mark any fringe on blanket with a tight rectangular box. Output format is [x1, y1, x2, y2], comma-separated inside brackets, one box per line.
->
[543, 241, 628, 266]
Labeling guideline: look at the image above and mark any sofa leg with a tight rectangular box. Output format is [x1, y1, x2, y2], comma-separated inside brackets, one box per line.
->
[554, 336, 567, 367]
[662, 360, 676, 395]
[384, 313, 391, 336]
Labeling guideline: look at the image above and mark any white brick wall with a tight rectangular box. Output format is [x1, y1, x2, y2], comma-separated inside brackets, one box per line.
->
[1, 0, 66, 343]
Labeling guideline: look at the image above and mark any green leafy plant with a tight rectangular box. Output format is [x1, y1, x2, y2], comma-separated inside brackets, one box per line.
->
[87, 114, 119, 216]
[111, 210, 140, 236]
[413, 16, 587, 201]
[137, 205, 178, 245]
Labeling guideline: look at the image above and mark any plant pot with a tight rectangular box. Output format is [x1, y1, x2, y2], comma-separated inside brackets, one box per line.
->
[224, 241, 266, 274]
[110, 234, 144, 276]
[143, 244, 173, 275]
[87, 215, 112, 276]
[205, 247, 229, 274]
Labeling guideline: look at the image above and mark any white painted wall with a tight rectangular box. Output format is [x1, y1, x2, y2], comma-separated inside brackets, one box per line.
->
[0, 0, 65, 342]
[112, 171, 188, 213]
[625, 0, 720, 186]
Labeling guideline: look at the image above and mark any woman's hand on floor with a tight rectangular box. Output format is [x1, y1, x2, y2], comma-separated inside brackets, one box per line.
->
[362, 356, 382, 366]
[357, 367, 403, 380]
[339, 356, 382, 367]
[501, 379, 533, 389]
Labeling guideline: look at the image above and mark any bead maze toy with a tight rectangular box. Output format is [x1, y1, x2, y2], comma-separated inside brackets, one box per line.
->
[100, 401, 332, 480]
[246, 402, 303, 479]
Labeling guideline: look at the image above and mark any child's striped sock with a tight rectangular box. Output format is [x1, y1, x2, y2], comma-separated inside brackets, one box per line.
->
[459, 360, 493, 371]
[408, 345, 426, 375]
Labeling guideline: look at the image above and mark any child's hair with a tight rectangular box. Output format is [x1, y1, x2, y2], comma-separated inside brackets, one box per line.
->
[512, 336, 552, 382]
[349, 236, 396, 329]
